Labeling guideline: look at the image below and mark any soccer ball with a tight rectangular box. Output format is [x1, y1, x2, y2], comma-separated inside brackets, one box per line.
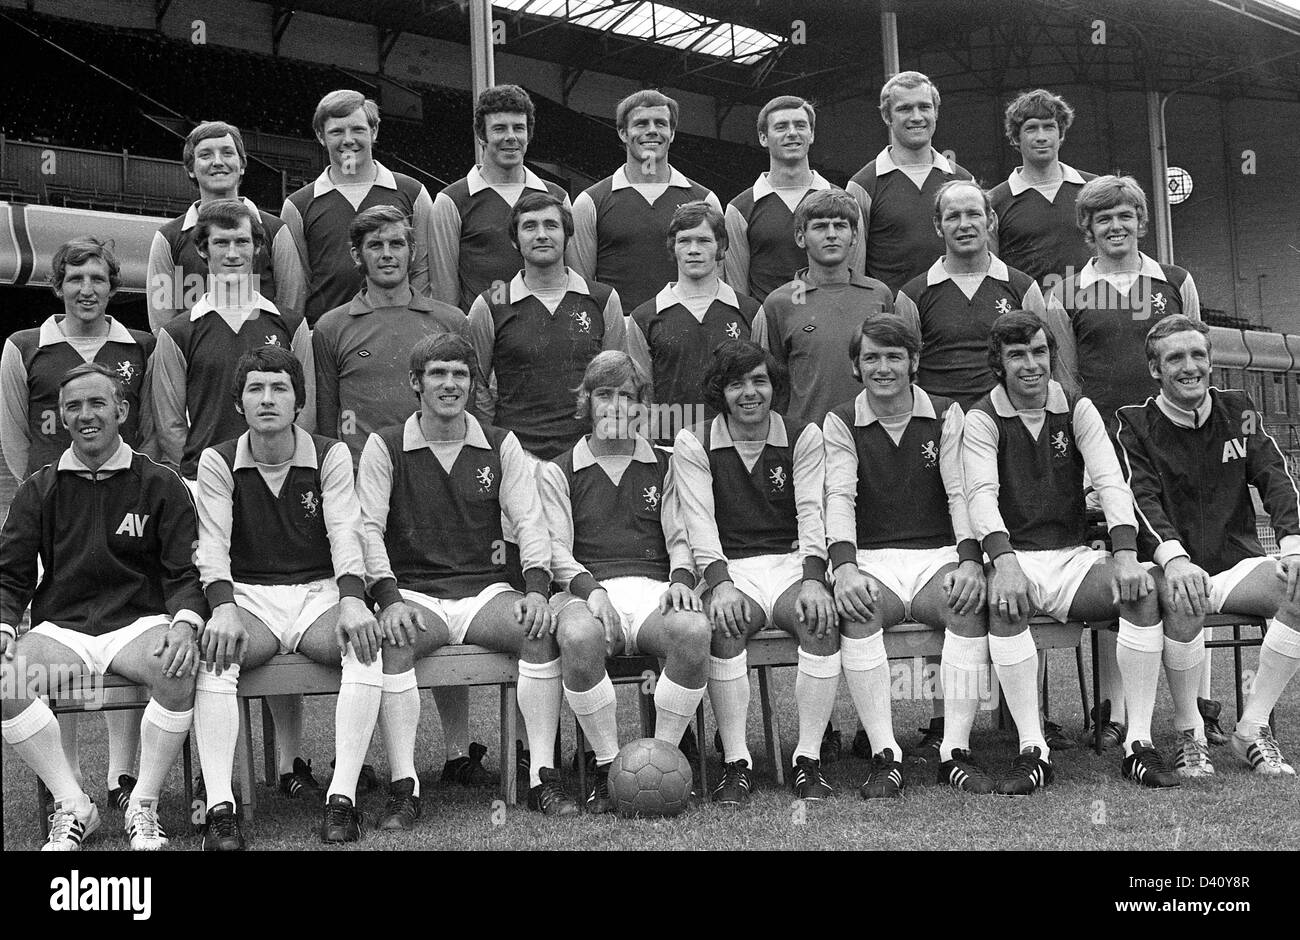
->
[608, 738, 693, 818]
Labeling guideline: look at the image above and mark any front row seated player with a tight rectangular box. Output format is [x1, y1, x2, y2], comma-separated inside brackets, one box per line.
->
[823, 316, 991, 797]
[193, 346, 385, 849]
[1118, 315, 1298, 776]
[1, 363, 204, 850]
[358, 333, 581, 824]
[672, 340, 838, 805]
[538, 351, 711, 811]
[962, 311, 1174, 793]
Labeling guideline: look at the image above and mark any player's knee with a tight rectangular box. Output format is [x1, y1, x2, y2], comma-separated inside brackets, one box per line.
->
[148, 666, 195, 710]
[944, 605, 988, 638]
[710, 632, 746, 659]
[522, 631, 559, 661]
[1126, 588, 1160, 626]
[341, 647, 384, 687]
[663, 612, 710, 662]
[557, 610, 605, 659]
[800, 630, 840, 657]
[382, 641, 414, 675]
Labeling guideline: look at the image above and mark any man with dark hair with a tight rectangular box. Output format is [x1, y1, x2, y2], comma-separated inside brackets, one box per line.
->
[468, 190, 624, 460]
[1117, 315, 1299, 777]
[626, 200, 763, 444]
[281, 90, 436, 327]
[357, 332, 578, 824]
[963, 311, 1171, 793]
[725, 96, 832, 302]
[538, 350, 710, 811]
[847, 70, 973, 293]
[988, 89, 1097, 288]
[753, 188, 894, 425]
[1, 363, 205, 850]
[672, 340, 837, 805]
[431, 84, 574, 312]
[148, 120, 305, 333]
[193, 346, 382, 848]
[572, 89, 722, 312]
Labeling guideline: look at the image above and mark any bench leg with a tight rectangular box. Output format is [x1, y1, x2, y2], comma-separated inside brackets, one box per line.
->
[260, 698, 276, 787]
[182, 733, 195, 832]
[501, 683, 518, 805]
[1233, 624, 1245, 721]
[575, 718, 587, 799]
[1091, 630, 1102, 755]
[757, 666, 785, 785]
[693, 702, 708, 795]
[1077, 646, 1090, 732]
[638, 685, 654, 738]
[237, 697, 257, 822]
[36, 776, 51, 840]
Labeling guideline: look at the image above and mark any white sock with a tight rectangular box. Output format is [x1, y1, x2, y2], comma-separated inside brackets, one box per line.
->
[939, 630, 990, 761]
[708, 653, 751, 766]
[1238, 618, 1300, 735]
[265, 693, 304, 775]
[136, 699, 194, 804]
[3, 698, 87, 808]
[432, 685, 470, 761]
[1162, 633, 1205, 737]
[57, 713, 83, 788]
[565, 675, 620, 765]
[841, 634, 900, 760]
[518, 658, 562, 787]
[104, 686, 141, 787]
[194, 665, 241, 809]
[380, 670, 421, 796]
[1097, 629, 1126, 723]
[329, 650, 383, 802]
[989, 630, 1048, 759]
[1116, 618, 1164, 754]
[653, 673, 706, 750]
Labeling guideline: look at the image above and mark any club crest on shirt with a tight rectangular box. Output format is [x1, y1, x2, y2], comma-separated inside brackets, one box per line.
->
[1051, 430, 1070, 458]
[1151, 292, 1166, 314]
[300, 490, 319, 518]
[994, 298, 1013, 316]
[725, 321, 740, 340]
[571, 310, 592, 333]
[476, 466, 495, 492]
[642, 485, 661, 511]
[921, 440, 938, 468]
[264, 334, 281, 347]
[115, 360, 136, 384]
[768, 466, 787, 492]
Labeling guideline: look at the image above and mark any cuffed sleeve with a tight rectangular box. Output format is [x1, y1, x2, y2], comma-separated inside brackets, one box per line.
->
[671, 427, 727, 578]
[792, 421, 829, 568]
[194, 447, 236, 592]
[939, 401, 976, 545]
[961, 407, 1012, 557]
[821, 409, 859, 549]
[357, 432, 397, 597]
[535, 458, 590, 591]
[499, 432, 552, 587]
[320, 439, 368, 591]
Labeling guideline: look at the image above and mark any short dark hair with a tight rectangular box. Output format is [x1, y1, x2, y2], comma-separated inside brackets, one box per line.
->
[794, 187, 860, 233]
[232, 345, 305, 411]
[757, 95, 816, 137]
[183, 120, 247, 174]
[508, 191, 573, 249]
[51, 236, 121, 296]
[850, 315, 921, 380]
[666, 200, 727, 254]
[988, 311, 1057, 380]
[616, 90, 679, 131]
[313, 89, 380, 138]
[1003, 88, 1076, 145]
[1145, 314, 1211, 365]
[195, 198, 264, 256]
[701, 340, 789, 416]
[409, 333, 481, 389]
[349, 205, 413, 254]
[474, 84, 535, 142]
[59, 362, 125, 404]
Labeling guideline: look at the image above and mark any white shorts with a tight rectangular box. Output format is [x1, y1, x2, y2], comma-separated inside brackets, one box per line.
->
[553, 576, 666, 655]
[30, 614, 171, 676]
[853, 546, 959, 619]
[234, 578, 340, 654]
[724, 552, 804, 622]
[1015, 545, 1110, 622]
[1208, 556, 1276, 615]
[399, 582, 516, 645]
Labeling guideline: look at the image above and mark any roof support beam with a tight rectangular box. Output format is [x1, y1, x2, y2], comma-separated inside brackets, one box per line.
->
[271, 5, 293, 57]
[154, 0, 172, 31]
[378, 27, 402, 73]
[469, 0, 495, 164]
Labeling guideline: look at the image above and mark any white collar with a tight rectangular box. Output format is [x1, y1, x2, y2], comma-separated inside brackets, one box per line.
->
[1076, 253, 1165, 291]
[989, 381, 1070, 418]
[466, 164, 550, 196]
[58, 438, 133, 474]
[874, 146, 953, 176]
[751, 170, 831, 201]
[925, 254, 1010, 286]
[654, 280, 740, 314]
[232, 426, 317, 470]
[571, 435, 657, 471]
[611, 165, 692, 191]
[181, 196, 261, 231]
[312, 161, 398, 197]
[190, 291, 280, 321]
[1005, 162, 1087, 196]
[508, 268, 591, 304]
[401, 411, 491, 452]
[38, 315, 136, 348]
[853, 386, 938, 426]
[1156, 391, 1213, 429]
[708, 412, 789, 450]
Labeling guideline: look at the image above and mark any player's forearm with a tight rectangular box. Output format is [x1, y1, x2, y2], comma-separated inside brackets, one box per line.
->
[822, 411, 860, 557]
[670, 432, 728, 583]
[320, 443, 368, 597]
[962, 411, 1012, 553]
[1074, 400, 1137, 548]
[793, 424, 829, 578]
[499, 435, 553, 595]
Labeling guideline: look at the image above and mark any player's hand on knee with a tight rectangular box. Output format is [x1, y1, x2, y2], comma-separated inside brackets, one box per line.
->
[833, 564, 877, 623]
[1277, 554, 1300, 605]
[989, 555, 1030, 622]
[945, 561, 986, 616]
[1111, 551, 1153, 605]
[201, 603, 246, 676]
[586, 589, 622, 644]
[517, 592, 553, 639]
[796, 579, 835, 639]
[156, 619, 199, 678]
[659, 582, 701, 615]
[379, 601, 425, 647]
[708, 581, 749, 638]
[1163, 557, 1210, 616]
[337, 596, 381, 665]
